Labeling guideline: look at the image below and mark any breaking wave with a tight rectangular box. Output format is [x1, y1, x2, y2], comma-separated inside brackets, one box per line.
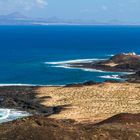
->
[99, 75, 121, 79]
[0, 109, 30, 123]
[45, 58, 105, 65]
[45, 58, 107, 73]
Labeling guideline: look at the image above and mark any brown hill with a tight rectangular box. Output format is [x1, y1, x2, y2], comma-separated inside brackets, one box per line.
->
[1, 113, 140, 140]
[94, 53, 140, 71]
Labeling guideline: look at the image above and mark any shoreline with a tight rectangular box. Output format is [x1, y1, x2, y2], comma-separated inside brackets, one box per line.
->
[0, 53, 140, 139]
[64, 53, 140, 73]
[0, 79, 124, 88]
[0, 53, 140, 124]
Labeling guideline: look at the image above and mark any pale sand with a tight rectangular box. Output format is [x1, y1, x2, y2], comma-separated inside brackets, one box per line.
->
[33, 82, 140, 123]
[104, 62, 118, 67]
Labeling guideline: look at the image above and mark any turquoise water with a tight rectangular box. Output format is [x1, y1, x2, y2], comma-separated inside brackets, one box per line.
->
[0, 25, 140, 85]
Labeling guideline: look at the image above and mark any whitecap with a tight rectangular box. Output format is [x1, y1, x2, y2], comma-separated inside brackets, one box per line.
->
[0, 109, 10, 120]
[119, 72, 135, 74]
[99, 75, 121, 79]
[0, 83, 65, 87]
[106, 54, 114, 57]
[53, 64, 70, 69]
[80, 68, 105, 73]
[45, 58, 106, 65]
[0, 84, 38, 87]
[53, 64, 106, 73]
[44, 58, 134, 76]
[0, 109, 30, 123]
[45, 58, 108, 73]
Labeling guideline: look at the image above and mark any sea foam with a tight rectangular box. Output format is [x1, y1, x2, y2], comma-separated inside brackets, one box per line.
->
[0, 84, 37, 87]
[99, 75, 121, 79]
[45, 58, 107, 73]
[53, 65, 106, 72]
[0, 109, 30, 123]
[45, 58, 104, 65]
[0, 83, 65, 87]
[0, 109, 10, 120]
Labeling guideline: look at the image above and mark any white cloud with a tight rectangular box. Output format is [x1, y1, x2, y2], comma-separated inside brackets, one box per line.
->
[0, 0, 48, 12]
[36, 0, 48, 7]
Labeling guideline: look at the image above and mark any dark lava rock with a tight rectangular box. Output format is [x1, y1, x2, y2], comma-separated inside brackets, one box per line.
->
[104, 79, 123, 83]
[83, 81, 99, 85]
[68, 53, 140, 72]
[67, 53, 140, 83]
[136, 71, 140, 76]
[110, 53, 140, 63]
[103, 53, 140, 71]
[65, 83, 83, 87]
[121, 70, 140, 83]
[0, 98, 18, 107]
[65, 81, 99, 87]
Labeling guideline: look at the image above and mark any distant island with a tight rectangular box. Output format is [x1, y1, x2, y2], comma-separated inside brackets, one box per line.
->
[0, 12, 134, 25]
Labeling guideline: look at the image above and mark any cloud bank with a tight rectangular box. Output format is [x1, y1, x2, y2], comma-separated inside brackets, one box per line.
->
[0, 0, 48, 12]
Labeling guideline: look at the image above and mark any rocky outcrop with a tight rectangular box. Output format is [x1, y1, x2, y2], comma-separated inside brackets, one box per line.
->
[67, 53, 140, 82]
[68, 53, 140, 72]
[121, 70, 140, 83]
[0, 86, 58, 116]
[109, 53, 140, 71]
[65, 80, 122, 87]
[65, 81, 99, 87]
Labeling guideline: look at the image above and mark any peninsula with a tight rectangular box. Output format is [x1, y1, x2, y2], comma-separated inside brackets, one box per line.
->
[67, 52, 140, 82]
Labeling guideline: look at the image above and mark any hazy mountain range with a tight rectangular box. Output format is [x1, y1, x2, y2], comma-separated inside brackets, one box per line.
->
[0, 12, 126, 25]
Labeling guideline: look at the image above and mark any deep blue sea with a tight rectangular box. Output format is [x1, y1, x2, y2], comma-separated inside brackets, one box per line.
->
[0, 25, 140, 85]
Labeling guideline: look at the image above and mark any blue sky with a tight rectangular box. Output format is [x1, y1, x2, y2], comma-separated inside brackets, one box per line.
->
[0, 0, 140, 23]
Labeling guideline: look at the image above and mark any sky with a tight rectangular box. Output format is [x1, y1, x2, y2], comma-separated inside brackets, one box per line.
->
[0, 0, 140, 23]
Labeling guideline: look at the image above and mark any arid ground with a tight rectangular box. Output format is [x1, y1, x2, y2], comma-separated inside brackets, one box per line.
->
[0, 82, 140, 140]
[36, 82, 140, 123]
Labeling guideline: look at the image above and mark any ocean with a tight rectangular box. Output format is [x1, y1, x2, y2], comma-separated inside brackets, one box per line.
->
[0, 25, 140, 86]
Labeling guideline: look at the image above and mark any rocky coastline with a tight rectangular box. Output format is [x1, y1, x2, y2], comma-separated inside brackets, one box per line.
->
[0, 53, 140, 140]
[67, 52, 140, 82]
[0, 86, 63, 116]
